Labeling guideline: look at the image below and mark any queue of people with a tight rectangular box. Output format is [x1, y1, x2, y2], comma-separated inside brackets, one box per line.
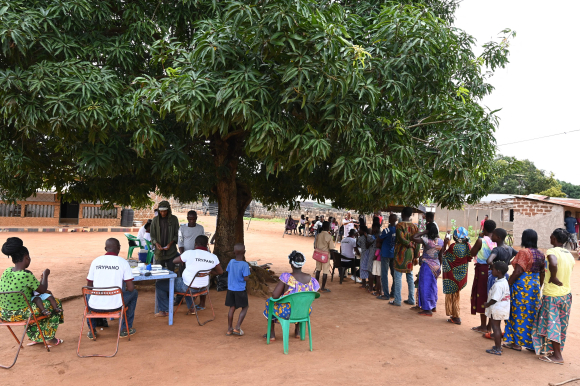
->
[327, 207, 575, 364]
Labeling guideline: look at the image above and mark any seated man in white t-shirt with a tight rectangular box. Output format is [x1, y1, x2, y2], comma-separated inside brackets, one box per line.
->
[154, 235, 223, 316]
[86, 238, 138, 339]
[338, 229, 359, 276]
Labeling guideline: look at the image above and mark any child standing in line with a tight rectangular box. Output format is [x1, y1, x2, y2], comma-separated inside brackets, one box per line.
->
[484, 261, 510, 355]
[225, 244, 251, 336]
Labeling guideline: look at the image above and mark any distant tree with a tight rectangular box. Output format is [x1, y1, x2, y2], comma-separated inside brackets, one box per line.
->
[490, 156, 557, 195]
[559, 180, 580, 199]
[0, 0, 513, 265]
[538, 186, 567, 198]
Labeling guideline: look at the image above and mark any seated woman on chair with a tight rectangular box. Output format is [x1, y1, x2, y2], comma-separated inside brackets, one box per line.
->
[263, 251, 320, 341]
[0, 237, 64, 347]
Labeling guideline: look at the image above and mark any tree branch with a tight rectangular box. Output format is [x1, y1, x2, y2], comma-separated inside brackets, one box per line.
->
[406, 120, 453, 129]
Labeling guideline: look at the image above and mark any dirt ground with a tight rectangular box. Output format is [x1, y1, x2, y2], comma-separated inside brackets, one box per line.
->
[0, 215, 579, 386]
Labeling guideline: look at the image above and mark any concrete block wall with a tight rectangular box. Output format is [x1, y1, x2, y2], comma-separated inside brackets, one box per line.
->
[512, 198, 563, 249]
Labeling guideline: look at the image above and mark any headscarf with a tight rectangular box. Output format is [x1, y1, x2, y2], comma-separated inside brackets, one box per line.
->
[453, 227, 469, 244]
[288, 250, 305, 268]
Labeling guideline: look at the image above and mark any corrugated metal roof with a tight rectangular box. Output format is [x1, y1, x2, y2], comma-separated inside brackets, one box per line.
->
[514, 195, 580, 210]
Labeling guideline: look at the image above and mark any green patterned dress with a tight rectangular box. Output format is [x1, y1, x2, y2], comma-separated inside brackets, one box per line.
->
[0, 267, 64, 342]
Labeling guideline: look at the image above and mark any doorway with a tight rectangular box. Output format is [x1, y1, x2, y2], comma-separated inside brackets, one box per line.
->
[60, 200, 79, 225]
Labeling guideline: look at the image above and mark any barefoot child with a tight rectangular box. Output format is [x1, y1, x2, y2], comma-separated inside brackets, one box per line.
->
[32, 289, 62, 316]
[484, 261, 510, 355]
[225, 244, 250, 336]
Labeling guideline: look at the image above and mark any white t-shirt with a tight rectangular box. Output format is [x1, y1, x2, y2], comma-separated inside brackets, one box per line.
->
[340, 237, 357, 261]
[178, 224, 206, 251]
[343, 218, 355, 237]
[180, 249, 220, 288]
[485, 277, 511, 320]
[137, 226, 147, 241]
[87, 254, 133, 310]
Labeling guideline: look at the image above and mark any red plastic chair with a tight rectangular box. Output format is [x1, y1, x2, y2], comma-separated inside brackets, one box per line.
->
[0, 291, 50, 369]
[174, 269, 215, 326]
[77, 287, 130, 358]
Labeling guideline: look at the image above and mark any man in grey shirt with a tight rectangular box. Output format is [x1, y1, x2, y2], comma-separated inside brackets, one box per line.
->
[178, 211, 205, 253]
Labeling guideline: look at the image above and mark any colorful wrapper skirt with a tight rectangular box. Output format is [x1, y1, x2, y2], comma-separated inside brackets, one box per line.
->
[505, 272, 541, 349]
[470, 263, 489, 314]
[417, 261, 438, 311]
[0, 298, 64, 343]
[532, 293, 572, 354]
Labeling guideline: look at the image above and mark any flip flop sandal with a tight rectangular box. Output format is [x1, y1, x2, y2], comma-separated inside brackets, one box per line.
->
[502, 343, 522, 352]
[47, 338, 64, 348]
[226, 330, 234, 336]
[154, 312, 168, 317]
[388, 300, 401, 306]
[41, 309, 51, 317]
[486, 347, 502, 356]
[447, 319, 461, 325]
[483, 332, 504, 340]
[539, 355, 563, 365]
[262, 334, 275, 342]
[233, 329, 244, 336]
[417, 311, 432, 317]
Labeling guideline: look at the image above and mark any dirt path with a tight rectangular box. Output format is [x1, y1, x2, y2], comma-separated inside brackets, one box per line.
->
[0, 216, 578, 385]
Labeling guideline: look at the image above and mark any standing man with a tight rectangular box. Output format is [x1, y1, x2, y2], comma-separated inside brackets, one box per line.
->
[377, 213, 397, 300]
[314, 221, 335, 292]
[390, 207, 420, 307]
[178, 210, 205, 254]
[342, 212, 356, 239]
[86, 238, 138, 339]
[150, 200, 180, 270]
[480, 215, 489, 232]
[564, 211, 577, 250]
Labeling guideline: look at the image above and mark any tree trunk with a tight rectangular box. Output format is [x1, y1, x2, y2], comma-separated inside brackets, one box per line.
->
[235, 181, 252, 244]
[211, 134, 245, 267]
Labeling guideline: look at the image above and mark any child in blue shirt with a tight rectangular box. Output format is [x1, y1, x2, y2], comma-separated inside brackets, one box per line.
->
[225, 243, 251, 336]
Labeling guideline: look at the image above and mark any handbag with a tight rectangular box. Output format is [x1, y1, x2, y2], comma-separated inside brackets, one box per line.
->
[312, 248, 329, 263]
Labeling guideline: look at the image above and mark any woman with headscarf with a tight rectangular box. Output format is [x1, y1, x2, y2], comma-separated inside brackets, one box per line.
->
[531, 228, 575, 364]
[263, 251, 320, 341]
[0, 237, 64, 346]
[503, 229, 545, 352]
[441, 227, 471, 325]
[412, 223, 443, 316]
[150, 200, 180, 269]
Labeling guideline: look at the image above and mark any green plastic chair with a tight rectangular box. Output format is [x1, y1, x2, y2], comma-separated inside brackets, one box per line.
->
[124, 233, 143, 260]
[143, 239, 155, 264]
[266, 291, 320, 354]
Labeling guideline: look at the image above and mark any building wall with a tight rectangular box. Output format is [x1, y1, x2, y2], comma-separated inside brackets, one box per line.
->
[78, 218, 121, 227]
[434, 205, 514, 232]
[512, 198, 563, 249]
[133, 193, 181, 222]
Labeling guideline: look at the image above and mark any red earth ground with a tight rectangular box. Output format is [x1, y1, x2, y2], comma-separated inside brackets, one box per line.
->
[0, 215, 579, 386]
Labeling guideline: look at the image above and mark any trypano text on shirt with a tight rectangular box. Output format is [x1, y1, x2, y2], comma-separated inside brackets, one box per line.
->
[96, 265, 120, 270]
[195, 258, 215, 264]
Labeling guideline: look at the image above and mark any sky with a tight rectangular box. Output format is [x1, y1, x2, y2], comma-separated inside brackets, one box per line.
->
[454, 0, 580, 185]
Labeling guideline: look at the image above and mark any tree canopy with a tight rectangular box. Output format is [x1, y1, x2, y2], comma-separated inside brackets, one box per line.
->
[1, 0, 513, 262]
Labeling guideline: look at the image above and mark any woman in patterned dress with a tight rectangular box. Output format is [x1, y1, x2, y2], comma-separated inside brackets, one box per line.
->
[503, 229, 545, 352]
[263, 251, 320, 341]
[532, 229, 575, 364]
[441, 227, 471, 325]
[0, 237, 64, 346]
[412, 223, 443, 316]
